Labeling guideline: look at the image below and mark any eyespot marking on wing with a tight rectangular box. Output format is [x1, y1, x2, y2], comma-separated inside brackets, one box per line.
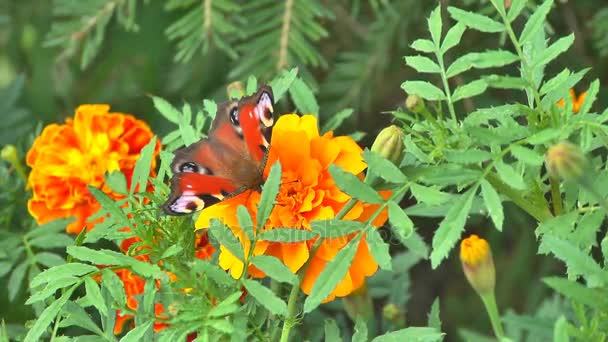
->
[229, 106, 244, 137]
[177, 162, 212, 175]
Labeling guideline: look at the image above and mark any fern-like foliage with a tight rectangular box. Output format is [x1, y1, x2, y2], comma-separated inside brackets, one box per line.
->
[228, 0, 334, 80]
[45, 0, 140, 68]
[591, 7, 608, 57]
[165, 0, 243, 62]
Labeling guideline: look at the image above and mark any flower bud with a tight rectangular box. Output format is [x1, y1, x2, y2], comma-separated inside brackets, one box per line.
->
[1, 144, 27, 182]
[227, 81, 245, 99]
[371, 125, 404, 165]
[460, 234, 495, 296]
[382, 303, 405, 326]
[405, 94, 424, 113]
[545, 141, 587, 181]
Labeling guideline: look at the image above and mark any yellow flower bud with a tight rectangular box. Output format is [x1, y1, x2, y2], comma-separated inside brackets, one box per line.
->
[405, 94, 424, 113]
[545, 141, 587, 181]
[371, 125, 404, 165]
[460, 234, 495, 296]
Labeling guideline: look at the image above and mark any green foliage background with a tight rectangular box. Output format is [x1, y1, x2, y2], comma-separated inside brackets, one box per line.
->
[2, 0, 608, 341]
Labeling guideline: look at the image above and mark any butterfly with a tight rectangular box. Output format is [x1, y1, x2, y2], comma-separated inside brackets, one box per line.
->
[162, 85, 275, 215]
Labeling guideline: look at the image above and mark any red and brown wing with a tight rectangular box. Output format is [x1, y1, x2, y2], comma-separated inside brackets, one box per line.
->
[162, 85, 275, 215]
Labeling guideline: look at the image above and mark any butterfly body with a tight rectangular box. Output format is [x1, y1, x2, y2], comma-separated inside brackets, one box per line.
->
[162, 85, 275, 215]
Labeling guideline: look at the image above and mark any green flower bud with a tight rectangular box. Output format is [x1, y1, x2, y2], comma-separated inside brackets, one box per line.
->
[382, 303, 405, 326]
[227, 81, 245, 99]
[545, 141, 587, 181]
[405, 94, 424, 113]
[371, 125, 404, 165]
[1, 144, 27, 182]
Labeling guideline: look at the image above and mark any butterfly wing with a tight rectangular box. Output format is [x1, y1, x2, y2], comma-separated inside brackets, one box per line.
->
[162, 86, 275, 215]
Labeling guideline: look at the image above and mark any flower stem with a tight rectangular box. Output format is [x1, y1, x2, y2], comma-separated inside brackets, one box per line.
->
[480, 292, 504, 339]
[549, 176, 563, 215]
[485, 172, 553, 222]
[279, 279, 301, 342]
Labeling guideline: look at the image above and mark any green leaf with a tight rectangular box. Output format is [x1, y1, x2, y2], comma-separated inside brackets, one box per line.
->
[452, 79, 488, 102]
[430, 186, 478, 268]
[541, 235, 607, 284]
[257, 161, 282, 230]
[29, 234, 74, 249]
[24, 286, 76, 342]
[104, 171, 128, 195]
[304, 234, 362, 313]
[401, 81, 445, 101]
[289, 78, 319, 116]
[151, 95, 180, 124]
[527, 128, 561, 145]
[508, 0, 528, 21]
[101, 268, 126, 305]
[372, 327, 443, 342]
[120, 320, 153, 342]
[543, 277, 608, 310]
[311, 220, 366, 238]
[258, 228, 318, 242]
[366, 228, 392, 271]
[8, 261, 28, 301]
[441, 23, 466, 53]
[447, 50, 519, 78]
[35, 252, 65, 268]
[532, 34, 574, 67]
[324, 319, 341, 342]
[510, 145, 544, 165]
[401, 230, 430, 259]
[269, 68, 298, 100]
[444, 149, 493, 164]
[363, 150, 407, 183]
[410, 184, 452, 206]
[553, 316, 569, 342]
[480, 179, 504, 231]
[427, 298, 442, 330]
[209, 219, 245, 262]
[237, 205, 255, 241]
[250, 255, 296, 284]
[130, 137, 157, 194]
[352, 316, 369, 342]
[447, 7, 504, 33]
[84, 276, 108, 317]
[67, 246, 161, 277]
[242, 279, 287, 316]
[321, 108, 353, 133]
[209, 292, 242, 318]
[388, 201, 414, 240]
[494, 161, 526, 190]
[31, 263, 98, 288]
[405, 56, 441, 74]
[484, 75, 527, 90]
[246, 75, 258, 95]
[577, 79, 599, 115]
[428, 6, 443, 45]
[411, 39, 435, 53]
[519, 0, 553, 44]
[329, 164, 384, 204]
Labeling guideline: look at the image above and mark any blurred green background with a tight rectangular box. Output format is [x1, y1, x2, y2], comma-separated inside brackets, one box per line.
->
[1, 0, 608, 340]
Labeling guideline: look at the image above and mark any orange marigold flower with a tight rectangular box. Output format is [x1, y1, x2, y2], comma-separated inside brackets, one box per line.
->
[196, 114, 388, 302]
[556, 89, 587, 114]
[195, 231, 215, 260]
[460, 234, 495, 296]
[26, 104, 160, 234]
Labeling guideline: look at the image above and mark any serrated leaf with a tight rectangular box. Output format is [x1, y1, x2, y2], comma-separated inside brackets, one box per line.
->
[24, 286, 76, 342]
[257, 161, 281, 229]
[411, 39, 435, 53]
[329, 164, 384, 204]
[484, 74, 527, 90]
[304, 234, 361, 313]
[553, 316, 569, 342]
[258, 228, 318, 242]
[366, 228, 392, 271]
[527, 128, 561, 144]
[372, 327, 443, 342]
[246, 76, 258, 95]
[452, 79, 488, 102]
[510, 145, 544, 165]
[67, 246, 161, 277]
[577, 79, 599, 115]
[441, 23, 466, 53]
[35, 252, 66, 268]
[209, 292, 242, 318]
[388, 201, 414, 240]
[29, 234, 74, 249]
[519, 0, 553, 44]
[289, 78, 319, 116]
[243, 279, 287, 316]
[105, 171, 128, 195]
[120, 320, 153, 342]
[541, 235, 607, 284]
[480, 179, 504, 231]
[151, 96, 180, 124]
[31, 263, 98, 288]
[250, 255, 296, 284]
[237, 205, 255, 241]
[427, 298, 441, 330]
[363, 150, 407, 183]
[321, 108, 353, 133]
[508, 0, 528, 21]
[101, 268, 126, 305]
[209, 219, 244, 262]
[543, 277, 608, 310]
[448, 7, 504, 33]
[494, 161, 526, 190]
[410, 184, 452, 206]
[428, 6, 443, 45]
[430, 186, 477, 268]
[8, 261, 28, 301]
[405, 55, 441, 73]
[352, 316, 369, 342]
[311, 220, 365, 238]
[444, 149, 492, 164]
[324, 319, 341, 342]
[269, 68, 298, 100]
[60, 301, 103, 335]
[84, 276, 108, 317]
[130, 137, 157, 194]
[533, 34, 574, 67]
[401, 81, 445, 101]
[447, 50, 519, 78]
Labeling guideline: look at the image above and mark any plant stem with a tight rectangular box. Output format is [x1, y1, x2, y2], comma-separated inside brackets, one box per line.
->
[279, 279, 301, 342]
[485, 172, 553, 222]
[480, 292, 505, 339]
[435, 52, 457, 123]
[549, 176, 563, 215]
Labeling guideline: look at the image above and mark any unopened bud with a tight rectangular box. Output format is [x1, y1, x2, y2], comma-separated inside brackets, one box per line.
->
[227, 81, 245, 99]
[382, 303, 405, 326]
[405, 94, 424, 113]
[460, 234, 495, 296]
[371, 125, 404, 165]
[1, 144, 27, 182]
[546, 141, 587, 181]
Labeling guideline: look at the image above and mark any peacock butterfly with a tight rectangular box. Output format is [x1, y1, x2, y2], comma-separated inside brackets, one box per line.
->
[162, 85, 275, 215]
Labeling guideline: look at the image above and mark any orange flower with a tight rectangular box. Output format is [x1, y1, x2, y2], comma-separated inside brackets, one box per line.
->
[556, 89, 587, 114]
[195, 231, 215, 260]
[460, 234, 495, 296]
[112, 268, 169, 334]
[196, 114, 388, 302]
[26, 104, 160, 234]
